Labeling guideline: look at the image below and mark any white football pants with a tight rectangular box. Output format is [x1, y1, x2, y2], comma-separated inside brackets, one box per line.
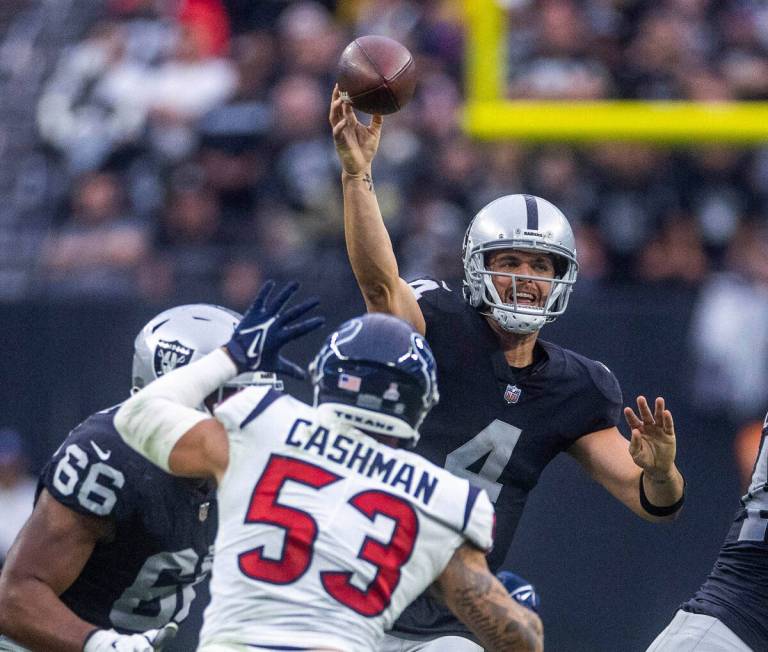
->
[379, 633, 482, 652]
[647, 610, 753, 652]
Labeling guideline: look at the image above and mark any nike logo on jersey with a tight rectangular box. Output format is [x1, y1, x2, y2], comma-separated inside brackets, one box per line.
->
[90, 440, 112, 461]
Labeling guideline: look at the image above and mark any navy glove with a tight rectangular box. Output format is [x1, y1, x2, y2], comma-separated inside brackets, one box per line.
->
[225, 280, 324, 379]
[497, 570, 540, 613]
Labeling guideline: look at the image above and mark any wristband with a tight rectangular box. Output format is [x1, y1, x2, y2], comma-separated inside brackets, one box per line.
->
[82, 629, 100, 651]
[639, 471, 686, 516]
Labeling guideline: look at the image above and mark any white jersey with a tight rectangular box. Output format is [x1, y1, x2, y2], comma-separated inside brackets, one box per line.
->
[199, 387, 495, 652]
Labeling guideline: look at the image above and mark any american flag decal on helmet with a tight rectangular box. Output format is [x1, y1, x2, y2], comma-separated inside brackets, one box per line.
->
[504, 384, 522, 404]
[338, 373, 362, 392]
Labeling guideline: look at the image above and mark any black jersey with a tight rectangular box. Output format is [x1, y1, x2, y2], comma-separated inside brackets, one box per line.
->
[681, 416, 768, 651]
[38, 406, 217, 633]
[393, 279, 622, 640]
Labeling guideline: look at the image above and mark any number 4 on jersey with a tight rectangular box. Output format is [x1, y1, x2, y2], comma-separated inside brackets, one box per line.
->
[445, 420, 522, 503]
[408, 279, 450, 300]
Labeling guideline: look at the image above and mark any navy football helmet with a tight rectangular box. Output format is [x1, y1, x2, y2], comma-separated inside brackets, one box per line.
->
[309, 313, 439, 446]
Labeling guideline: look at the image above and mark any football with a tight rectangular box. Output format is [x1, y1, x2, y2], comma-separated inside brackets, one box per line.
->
[336, 35, 417, 115]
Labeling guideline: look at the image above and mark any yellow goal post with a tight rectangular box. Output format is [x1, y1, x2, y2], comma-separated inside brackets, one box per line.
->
[462, 0, 768, 143]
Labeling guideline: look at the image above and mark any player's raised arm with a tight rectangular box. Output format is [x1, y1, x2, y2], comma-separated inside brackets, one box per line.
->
[115, 281, 323, 481]
[329, 85, 425, 334]
[433, 543, 543, 652]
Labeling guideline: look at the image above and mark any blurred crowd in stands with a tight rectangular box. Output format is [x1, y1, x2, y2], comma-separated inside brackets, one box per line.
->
[0, 0, 767, 421]
[0, 428, 35, 569]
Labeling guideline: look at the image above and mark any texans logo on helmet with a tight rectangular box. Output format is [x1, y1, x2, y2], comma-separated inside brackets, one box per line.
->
[154, 340, 194, 377]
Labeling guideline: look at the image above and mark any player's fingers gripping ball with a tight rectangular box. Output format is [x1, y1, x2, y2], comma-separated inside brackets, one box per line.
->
[225, 280, 324, 379]
[336, 35, 417, 115]
[497, 570, 541, 613]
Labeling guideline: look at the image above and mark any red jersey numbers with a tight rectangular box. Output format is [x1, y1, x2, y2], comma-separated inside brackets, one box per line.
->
[239, 454, 418, 616]
[322, 490, 417, 616]
[238, 455, 339, 584]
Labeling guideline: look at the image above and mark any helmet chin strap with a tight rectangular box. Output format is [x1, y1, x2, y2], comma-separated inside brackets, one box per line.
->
[490, 306, 545, 334]
[483, 275, 546, 335]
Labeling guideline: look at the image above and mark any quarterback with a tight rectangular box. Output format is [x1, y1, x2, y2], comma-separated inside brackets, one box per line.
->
[115, 281, 543, 652]
[330, 85, 686, 649]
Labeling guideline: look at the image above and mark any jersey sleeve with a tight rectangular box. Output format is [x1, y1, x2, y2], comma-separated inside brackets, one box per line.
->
[39, 412, 138, 522]
[461, 484, 495, 553]
[214, 386, 283, 436]
[585, 359, 623, 432]
[407, 278, 458, 324]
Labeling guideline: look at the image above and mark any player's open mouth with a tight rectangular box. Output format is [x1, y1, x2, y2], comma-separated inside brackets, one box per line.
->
[511, 290, 538, 306]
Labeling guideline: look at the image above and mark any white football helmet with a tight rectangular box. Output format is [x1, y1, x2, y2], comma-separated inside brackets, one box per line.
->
[462, 194, 578, 334]
[132, 304, 281, 406]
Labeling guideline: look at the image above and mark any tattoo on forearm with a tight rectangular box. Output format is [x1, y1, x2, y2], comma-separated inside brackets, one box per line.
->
[447, 562, 541, 651]
[362, 172, 373, 192]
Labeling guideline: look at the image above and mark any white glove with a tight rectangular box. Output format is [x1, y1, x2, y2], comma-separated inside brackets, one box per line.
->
[83, 622, 178, 652]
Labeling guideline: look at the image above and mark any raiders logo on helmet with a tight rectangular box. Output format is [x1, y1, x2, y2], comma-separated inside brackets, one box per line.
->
[154, 340, 195, 378]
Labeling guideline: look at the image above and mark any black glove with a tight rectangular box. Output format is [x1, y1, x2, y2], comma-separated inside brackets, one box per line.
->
[225, 280, 324, 379]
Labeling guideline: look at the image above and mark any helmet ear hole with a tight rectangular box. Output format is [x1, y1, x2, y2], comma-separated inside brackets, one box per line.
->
[462, 252, 485, 308]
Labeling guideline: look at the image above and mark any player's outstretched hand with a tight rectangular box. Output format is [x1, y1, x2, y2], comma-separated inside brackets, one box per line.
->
[225, 280, 324, 379]
[83, 622, 178, 652]
[329, 83, 382, 176]
[496, 570, 540, 613]
[624, 396, 677, 478]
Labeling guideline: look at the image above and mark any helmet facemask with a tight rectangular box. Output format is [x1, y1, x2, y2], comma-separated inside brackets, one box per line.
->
[467, 246, 577, 335]
[461, 194, 579, 335]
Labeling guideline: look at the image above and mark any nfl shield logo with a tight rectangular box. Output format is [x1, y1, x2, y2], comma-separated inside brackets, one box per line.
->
[504, 384, 522, 404]
[383, 382, 400, 401]
[198, 501, 210, 522]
